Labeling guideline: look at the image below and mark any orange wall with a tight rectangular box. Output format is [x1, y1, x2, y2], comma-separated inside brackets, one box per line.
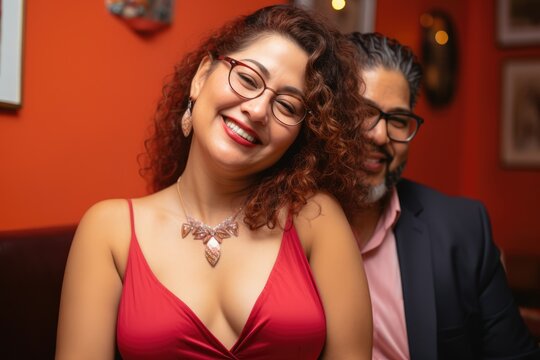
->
[0, 0, 282, 231]
[376, 0, 540, 254]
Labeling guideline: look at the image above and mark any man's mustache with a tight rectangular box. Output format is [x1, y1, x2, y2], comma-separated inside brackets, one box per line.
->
[368, 143, 394, 164]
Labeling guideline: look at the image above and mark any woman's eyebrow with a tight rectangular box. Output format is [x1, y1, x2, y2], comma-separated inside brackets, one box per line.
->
[243, 58, 270, 78]
[243, 58, 305, 98]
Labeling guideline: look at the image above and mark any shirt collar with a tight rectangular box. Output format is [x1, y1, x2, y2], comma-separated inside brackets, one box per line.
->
[361, 187, 401, 254]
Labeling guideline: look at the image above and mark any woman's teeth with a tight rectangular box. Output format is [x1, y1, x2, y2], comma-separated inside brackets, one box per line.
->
[225, 120, 256, 143]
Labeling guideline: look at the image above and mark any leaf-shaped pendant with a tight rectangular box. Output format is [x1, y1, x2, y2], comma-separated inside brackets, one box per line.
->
[178, 212, 241, 266]
[193, 227, 211, 241]
[227, 222, 239, 237]
[205, 237, 221, 266]
[181, 223, 193, 238]
[215, 227, 231, 241]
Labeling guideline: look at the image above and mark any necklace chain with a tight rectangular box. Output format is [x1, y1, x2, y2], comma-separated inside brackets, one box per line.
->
[176, 177, 242, 267]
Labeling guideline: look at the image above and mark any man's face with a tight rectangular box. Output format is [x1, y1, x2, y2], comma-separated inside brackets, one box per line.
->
[362, 67, 411, 203]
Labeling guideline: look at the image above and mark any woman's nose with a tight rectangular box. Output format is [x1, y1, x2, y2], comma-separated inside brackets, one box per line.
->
[240, 90, 273, 124]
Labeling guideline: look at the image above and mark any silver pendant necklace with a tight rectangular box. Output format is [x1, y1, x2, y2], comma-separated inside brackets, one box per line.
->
[176, 177, 242, 267]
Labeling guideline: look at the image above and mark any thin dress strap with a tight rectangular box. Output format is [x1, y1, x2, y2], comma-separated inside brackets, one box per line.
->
[126, 199, 135, 235]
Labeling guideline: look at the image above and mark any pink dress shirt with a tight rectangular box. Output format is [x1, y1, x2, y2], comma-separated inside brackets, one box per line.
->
[361, 189, 410, 360]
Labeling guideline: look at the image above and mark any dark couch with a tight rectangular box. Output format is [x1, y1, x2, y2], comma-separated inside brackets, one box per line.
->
[0, 225, 76, 360]
[504, 252, 540, 344]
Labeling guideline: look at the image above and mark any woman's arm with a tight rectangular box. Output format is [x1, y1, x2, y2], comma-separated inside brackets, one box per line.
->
[56, 200, 129, 360]
[295, 193, 372, 360]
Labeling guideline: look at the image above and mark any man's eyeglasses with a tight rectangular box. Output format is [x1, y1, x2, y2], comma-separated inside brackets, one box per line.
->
[365, 104, 424, 143]
[217, 56, 309, 126]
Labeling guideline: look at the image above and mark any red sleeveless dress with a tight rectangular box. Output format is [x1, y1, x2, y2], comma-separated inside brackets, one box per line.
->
[116, 200, 326, 359]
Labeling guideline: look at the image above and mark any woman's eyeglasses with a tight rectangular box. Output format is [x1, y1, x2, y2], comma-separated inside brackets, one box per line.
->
[218, 56, 309, 126]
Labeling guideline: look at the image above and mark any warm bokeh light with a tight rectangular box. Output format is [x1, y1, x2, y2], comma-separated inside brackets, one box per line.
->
[419, 13, 433, 27]
[332, 0, 346, 11]
[435, 30, 449, 45]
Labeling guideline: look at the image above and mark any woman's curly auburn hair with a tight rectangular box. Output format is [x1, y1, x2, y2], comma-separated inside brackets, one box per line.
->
[140, 5, 370, 229]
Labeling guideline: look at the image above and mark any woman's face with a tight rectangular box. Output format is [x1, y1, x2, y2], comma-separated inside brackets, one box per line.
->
[189, 34, 308, 178]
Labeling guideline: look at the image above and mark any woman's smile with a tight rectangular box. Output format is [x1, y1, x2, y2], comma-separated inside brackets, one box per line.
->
[223, 117, 260, 146]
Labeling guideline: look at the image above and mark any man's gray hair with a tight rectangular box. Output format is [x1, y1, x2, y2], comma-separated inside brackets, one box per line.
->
[348, 32, 423, 108]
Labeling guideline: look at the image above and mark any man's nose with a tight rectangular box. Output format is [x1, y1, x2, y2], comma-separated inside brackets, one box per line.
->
[367, 118, 390, 145]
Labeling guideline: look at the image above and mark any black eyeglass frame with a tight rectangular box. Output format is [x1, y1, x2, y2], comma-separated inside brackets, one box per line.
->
[217, 55, 310, 126]
[366, 104, 424, 143]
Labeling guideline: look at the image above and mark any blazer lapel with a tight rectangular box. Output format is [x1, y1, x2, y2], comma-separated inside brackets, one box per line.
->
[395, 199, 438, 359]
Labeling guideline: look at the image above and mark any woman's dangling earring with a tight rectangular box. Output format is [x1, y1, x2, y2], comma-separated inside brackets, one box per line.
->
[181, 98, 193, 137]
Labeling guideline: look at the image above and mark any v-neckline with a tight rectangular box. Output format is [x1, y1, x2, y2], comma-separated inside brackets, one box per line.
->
[129, 226, 288, 353]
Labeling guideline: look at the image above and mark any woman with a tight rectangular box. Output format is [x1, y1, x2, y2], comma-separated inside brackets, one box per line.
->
[56, 5, 372, 359]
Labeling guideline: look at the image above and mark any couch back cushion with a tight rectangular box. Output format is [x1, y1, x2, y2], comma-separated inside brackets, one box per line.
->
[0, 226, 76, 360]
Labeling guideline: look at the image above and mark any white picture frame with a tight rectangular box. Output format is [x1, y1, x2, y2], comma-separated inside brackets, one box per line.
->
[501, 60, 540, 167]
[0, 0, 25, 109]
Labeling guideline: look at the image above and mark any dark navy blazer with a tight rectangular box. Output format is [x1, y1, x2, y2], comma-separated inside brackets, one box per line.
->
[395, 179, 540, 359]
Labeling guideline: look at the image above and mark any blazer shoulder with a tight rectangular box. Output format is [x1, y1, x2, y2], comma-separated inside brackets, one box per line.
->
[396, 179, 495, 262]
[397, 179, 486, 215]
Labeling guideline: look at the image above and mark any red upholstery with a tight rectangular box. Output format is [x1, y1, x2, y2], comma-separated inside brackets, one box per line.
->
[504, 253, 540, 343]
[0, 226, 75, 360]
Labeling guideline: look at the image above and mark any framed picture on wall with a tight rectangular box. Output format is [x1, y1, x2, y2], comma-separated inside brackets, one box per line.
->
[0, 0, 25, 109]
[291, 0, 377, 34]
[501, 60, 540, 167]
[497, 0, 540, 46]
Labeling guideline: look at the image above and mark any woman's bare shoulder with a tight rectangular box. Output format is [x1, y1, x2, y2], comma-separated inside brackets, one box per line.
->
[294, 192, 345, 228]
[79, 198, 130, 229]
[78, 188, 169, 238]
[73, 198, 134, 253]
[293, 192, 349, 253]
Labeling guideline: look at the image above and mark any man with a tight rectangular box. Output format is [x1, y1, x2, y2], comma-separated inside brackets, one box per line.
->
[348, 32, 540, 359]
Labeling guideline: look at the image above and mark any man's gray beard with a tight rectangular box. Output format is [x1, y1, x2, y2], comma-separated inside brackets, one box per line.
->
[365, 161, 407, 204]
